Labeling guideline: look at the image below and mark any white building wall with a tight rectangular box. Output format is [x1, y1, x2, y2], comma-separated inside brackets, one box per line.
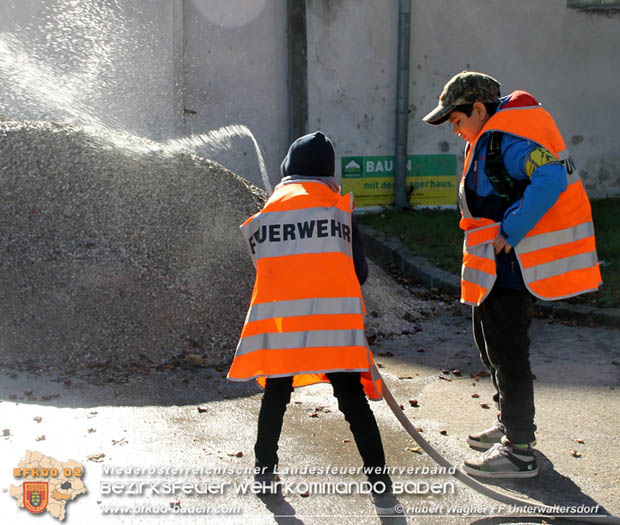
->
[307, 0, 620, 198]
[1, 0, 617, 197]
[182, 0, 289, 191]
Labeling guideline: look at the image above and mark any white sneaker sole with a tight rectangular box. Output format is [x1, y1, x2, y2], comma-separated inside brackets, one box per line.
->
[467, 437, 500, 450]
[463, 464, 539, 478]
[466, 437, 536, 450]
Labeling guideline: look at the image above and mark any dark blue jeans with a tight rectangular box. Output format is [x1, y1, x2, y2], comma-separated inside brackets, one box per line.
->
[473, 287, 537, 444]
[254, 372, 391, 489]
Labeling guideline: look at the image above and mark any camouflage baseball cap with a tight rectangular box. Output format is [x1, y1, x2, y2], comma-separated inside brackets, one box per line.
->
[423, 71, 501, 125]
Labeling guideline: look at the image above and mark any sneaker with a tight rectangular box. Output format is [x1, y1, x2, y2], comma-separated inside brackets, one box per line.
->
[253, 472, 281, 495]
[370, 490, 403, 516]
[463, 437, 538, 478]
[467, 421, 505, 450]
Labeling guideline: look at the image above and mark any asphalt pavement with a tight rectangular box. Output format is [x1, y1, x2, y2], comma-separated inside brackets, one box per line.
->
[1, 292, 618, 525]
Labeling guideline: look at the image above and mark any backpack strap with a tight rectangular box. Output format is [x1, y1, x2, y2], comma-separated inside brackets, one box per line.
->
[485, 132, 530, 204]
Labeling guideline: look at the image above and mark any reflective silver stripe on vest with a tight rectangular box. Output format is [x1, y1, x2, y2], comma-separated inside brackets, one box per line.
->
[461, 240, 497, 305]
[465, 222, 501, 249]
[235, 329, 367, 357]
[566, 169, 581, 185]
[246, 297, 364, 323]
[462, 265, 495, 289]
[521, 251, 599, 283]
[556, 149, 582, 185]
[241, 207, 352, 266]
[516, 221, 594, 255]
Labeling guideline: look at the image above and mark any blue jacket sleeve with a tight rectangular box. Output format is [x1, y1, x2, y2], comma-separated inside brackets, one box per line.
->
[500, 136, 567, 246]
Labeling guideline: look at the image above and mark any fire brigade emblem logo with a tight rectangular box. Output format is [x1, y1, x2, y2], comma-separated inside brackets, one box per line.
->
[23, 481, 49, 514]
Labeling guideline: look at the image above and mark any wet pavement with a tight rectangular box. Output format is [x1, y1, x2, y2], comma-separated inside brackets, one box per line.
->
[0, 297, 619, 525]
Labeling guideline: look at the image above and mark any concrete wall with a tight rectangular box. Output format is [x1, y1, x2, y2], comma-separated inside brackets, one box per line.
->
[1, 0, 617, 197]
[182, 0, 289, 191]
[307, 0, 620, 199]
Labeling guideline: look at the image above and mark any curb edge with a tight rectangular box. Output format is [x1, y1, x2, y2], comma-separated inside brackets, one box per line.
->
[360, 224, 620, 329]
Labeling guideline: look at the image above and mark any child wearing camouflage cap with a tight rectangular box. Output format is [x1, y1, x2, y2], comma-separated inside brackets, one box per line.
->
[423, 71, 601, 478]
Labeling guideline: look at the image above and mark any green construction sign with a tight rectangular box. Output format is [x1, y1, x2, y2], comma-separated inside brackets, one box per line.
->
[341, 154, 457, 207]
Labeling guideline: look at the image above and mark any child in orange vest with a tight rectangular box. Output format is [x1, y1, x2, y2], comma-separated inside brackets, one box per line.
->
[228, 131, 401, 515]
[423, 71, 600, 478]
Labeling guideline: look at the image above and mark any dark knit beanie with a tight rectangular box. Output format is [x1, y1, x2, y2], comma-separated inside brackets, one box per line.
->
[280, 131, 335, 178]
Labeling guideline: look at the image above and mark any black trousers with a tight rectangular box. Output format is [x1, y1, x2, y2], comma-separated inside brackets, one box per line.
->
[254, 372, 391, 489]
[472, 286, 537, 444]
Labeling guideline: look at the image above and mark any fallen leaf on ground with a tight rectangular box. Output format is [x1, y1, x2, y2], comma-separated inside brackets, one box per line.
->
[41, 394, 60, 401]
[87, 453, 106, 462]
[409, 399, 419, 407]
[184, 354, 204, 366]
[480, 403, 490, 409]
[197, 406, 208, 413]
[471, 393, 480, 398]
[570, 450, 582, 458]
[576, 438, 585, 444]
[406, 447, 421, 454]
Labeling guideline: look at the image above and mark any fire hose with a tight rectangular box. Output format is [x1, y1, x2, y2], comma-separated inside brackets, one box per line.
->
[376, 366, 620, 524]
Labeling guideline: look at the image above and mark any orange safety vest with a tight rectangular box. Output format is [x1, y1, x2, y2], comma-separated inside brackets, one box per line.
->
[227, 178, 383, 400]
[459, 102, 602, 306]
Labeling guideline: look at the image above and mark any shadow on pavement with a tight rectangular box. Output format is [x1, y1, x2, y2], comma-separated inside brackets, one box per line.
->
[469, 451, 614, 524]
[257, 492, 305, 524]
[0, 365, 261, 408]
